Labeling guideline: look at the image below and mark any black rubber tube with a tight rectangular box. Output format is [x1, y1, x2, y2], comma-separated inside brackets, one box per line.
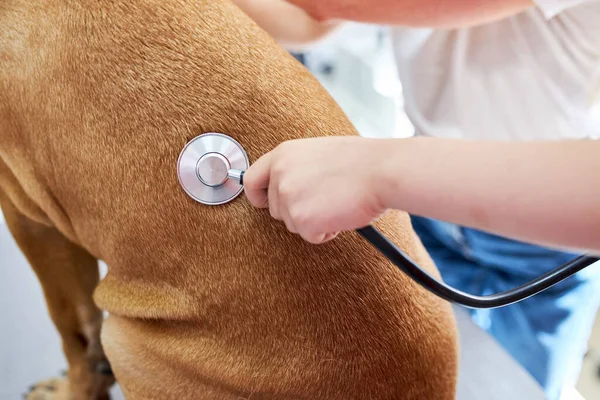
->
[357, 225, 599, 309]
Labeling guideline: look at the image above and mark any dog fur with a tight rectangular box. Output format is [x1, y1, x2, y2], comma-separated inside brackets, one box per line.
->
[0, 0, 458, 398]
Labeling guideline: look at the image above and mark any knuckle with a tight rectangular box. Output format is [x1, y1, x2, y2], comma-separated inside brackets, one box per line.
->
[269, 204, 280, 219]
[302, 232, 324, 245]
[300, 232, 317, 244]
[278, 181, 295, 199]
[289, 207, 308, 225]
[284, 219, 298, 233]
[271, 161, 285, 176]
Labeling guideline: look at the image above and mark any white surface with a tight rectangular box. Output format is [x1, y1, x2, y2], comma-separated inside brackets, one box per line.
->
[0, 221, 123, 399]
[561, 386, 586, 400]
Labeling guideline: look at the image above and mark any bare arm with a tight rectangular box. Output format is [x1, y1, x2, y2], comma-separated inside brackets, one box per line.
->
[245, 136, 600, 253]
[234, 0, 534, 47]
[380, 138, 600, 252]
[288, 0, 535, 28]
[232, 0, 340, 48]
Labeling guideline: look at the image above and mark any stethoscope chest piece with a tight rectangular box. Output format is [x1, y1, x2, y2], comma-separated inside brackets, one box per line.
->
[177, 133, 249, 205]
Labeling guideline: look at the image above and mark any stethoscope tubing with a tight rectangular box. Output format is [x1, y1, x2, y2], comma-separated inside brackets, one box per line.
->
[357, 225, 599, 309]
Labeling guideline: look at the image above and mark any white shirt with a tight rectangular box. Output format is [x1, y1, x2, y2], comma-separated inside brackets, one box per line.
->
[392, 0, 600, 141]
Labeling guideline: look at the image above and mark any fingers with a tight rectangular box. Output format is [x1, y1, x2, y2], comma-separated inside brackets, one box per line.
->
[267, 179, 281, 220]
[278, 200, 298, 234]
[299, 230, 339, 245]
[264, 166, 299, 234]
[244, 148, 292, 232]
[322, 232, 339, 242]
[243, 151, 273, 208]
[243, 141, 339, 244]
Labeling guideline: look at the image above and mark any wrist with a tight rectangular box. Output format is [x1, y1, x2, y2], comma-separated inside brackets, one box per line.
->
[375, 137, 429, 213]
[364, 138, 405, 212]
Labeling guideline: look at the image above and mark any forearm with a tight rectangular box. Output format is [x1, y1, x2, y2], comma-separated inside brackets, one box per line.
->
[232, 0, 338, 47]
[288, 0, 533, 28]
[233, 0, 533, 44]
[380, 137, 600, 252]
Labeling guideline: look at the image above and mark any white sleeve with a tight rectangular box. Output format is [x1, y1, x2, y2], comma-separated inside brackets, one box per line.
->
[534, 0, 600, 18]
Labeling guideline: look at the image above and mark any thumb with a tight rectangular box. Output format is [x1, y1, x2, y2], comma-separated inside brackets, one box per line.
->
[243, 151, 273, 208]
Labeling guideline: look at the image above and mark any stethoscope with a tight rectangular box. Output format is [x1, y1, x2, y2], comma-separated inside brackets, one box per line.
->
[178, 133, 599, 309]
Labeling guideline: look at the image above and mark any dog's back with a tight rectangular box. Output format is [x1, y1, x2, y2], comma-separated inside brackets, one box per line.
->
[0, 0, 458, 398]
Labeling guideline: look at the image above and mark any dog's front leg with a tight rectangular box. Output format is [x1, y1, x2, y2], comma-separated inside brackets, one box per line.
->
[0, 190, 114, 400]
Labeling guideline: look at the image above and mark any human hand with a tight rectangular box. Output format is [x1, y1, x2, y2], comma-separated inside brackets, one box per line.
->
[243, 136, 391, 244]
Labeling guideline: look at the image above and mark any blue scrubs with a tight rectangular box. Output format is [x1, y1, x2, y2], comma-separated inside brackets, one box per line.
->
[411, 216, 600, 400]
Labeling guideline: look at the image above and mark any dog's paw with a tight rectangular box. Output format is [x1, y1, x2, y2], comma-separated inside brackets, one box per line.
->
[23, 374, 112, 400]
[23, 378, 69, 400]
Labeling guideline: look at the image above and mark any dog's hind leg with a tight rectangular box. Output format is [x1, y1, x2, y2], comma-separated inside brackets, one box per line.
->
[0, 190, 114, 400]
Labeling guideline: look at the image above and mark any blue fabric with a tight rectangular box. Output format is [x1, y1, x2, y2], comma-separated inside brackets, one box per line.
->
[410, 216, 600, 400]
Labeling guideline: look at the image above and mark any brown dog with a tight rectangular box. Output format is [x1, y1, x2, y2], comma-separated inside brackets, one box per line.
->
[0, 0, 458, 399]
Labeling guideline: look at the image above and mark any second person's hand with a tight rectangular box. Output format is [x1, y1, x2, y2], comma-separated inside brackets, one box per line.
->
[243, 136, 391, 244]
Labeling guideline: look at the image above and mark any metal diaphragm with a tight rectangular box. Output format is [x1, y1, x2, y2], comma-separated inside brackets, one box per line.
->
[177, 133, 249, 205]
